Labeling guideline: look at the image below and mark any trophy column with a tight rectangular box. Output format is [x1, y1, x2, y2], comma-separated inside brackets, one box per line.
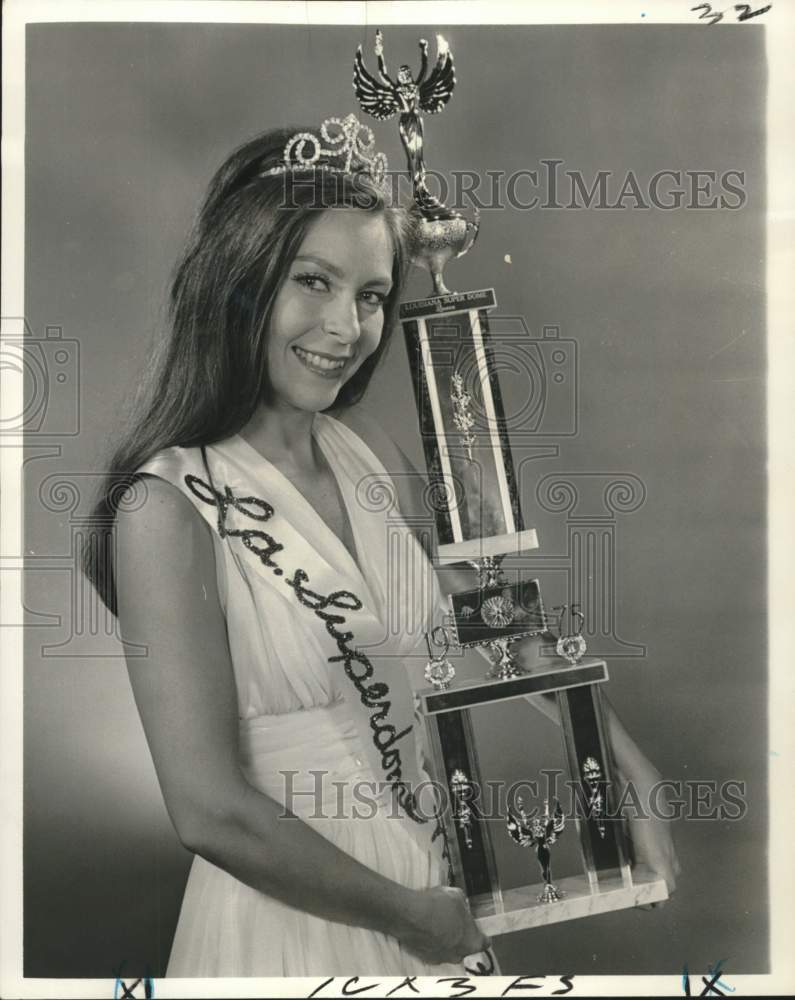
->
[557, 683, 632, 890]
[400, 288, 536, 562]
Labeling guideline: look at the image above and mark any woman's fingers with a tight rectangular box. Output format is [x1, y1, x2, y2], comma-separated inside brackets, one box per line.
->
[403, 885, 493, 966]
[444, 884, 491, 955]
[466, 927, 491, 955]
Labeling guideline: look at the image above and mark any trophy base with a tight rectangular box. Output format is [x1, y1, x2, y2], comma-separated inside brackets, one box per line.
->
[484, 638, 526, 681]
[538, 882, 564, 904]
[471, 866, 668, 936]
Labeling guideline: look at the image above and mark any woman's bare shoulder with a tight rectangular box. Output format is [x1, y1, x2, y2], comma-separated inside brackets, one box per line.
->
[114, 474, 219, 622]
[116, 474, 211, 545]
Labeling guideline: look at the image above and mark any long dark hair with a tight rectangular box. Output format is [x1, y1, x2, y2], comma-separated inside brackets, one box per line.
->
[82, 126, 411, 614]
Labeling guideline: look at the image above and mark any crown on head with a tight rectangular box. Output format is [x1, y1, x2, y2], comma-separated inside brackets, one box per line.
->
[263, 113, 388, 188]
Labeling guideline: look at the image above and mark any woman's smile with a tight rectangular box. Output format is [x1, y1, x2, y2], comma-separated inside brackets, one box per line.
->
[292, 344, 350, 378]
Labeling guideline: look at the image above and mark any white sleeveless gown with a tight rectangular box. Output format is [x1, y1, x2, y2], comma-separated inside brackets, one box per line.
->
[137, 413, 464, 977]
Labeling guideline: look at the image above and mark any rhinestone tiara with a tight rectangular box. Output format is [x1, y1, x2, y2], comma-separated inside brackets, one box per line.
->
[262, 113, 388, 187]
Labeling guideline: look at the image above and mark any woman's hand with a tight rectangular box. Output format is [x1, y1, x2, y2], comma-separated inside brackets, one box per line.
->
[598, 698, 681, 899]
[617, 758, 681, 897]
[398, 886, 491, 966]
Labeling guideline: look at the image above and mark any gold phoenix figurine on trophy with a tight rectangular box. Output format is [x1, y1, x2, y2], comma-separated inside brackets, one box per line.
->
[354, 29, 479, 295]
[506, 798, 567, 903]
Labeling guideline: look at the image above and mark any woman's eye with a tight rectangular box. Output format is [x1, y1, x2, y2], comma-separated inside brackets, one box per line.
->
[293, 273, 331, 293]
[358, 289, 387, 308]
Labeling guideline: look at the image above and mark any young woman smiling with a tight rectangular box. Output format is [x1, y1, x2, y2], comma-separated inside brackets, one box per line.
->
[82, 118, 677, 978]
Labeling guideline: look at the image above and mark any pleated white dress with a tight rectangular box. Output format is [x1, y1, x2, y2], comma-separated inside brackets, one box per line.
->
[137, 413, 463, 977]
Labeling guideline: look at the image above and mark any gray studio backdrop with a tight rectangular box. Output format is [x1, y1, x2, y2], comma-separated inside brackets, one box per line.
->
[23, 23, 766, 978]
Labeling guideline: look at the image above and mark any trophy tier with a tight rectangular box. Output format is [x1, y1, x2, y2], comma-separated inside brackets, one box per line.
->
[417, 658, 611, 716]
[417, 659, 670, 936]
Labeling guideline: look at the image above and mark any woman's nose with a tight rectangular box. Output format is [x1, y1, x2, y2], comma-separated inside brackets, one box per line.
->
[322, 293, 361, 344]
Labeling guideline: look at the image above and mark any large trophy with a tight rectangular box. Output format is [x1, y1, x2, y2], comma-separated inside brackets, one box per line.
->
[355, 32, 668, 937]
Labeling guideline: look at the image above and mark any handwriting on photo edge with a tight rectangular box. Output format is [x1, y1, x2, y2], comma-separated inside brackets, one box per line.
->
[113, 962, 154, 999]
[682, 959, 734, 997]
[306, 974, 575, 998]
[690, 2, 772, 24]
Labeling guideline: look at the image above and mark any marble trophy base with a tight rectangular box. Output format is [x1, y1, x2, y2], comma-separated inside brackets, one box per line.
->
[472, 866, 669, 936]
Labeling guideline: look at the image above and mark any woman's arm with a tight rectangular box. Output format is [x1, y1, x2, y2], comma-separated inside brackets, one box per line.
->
[115, 476, 489, 965]
[598, 696, 681, 893]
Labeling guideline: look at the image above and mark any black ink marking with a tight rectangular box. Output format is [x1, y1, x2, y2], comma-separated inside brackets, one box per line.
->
[691, 2, 724, 22]
[734, 3, 772, 20]
[436, 978, 477, 998]
[385, 977, 420, 996]
[341, 977, 379, 996]
[691, 0, 771, 22]
[114, 960, 154, 999]
[683, 960, 731, 997]
[307, 978, 335, 998]
[501, 976, 545, 995]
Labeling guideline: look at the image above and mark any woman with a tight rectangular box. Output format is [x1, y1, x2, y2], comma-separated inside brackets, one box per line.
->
[82, 118, 677, 977]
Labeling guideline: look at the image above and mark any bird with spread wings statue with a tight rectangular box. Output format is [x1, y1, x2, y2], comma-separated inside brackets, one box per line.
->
[507, 798, 568, 904]
[354, 29, 455, 215]
[353, 29, 478, 295]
